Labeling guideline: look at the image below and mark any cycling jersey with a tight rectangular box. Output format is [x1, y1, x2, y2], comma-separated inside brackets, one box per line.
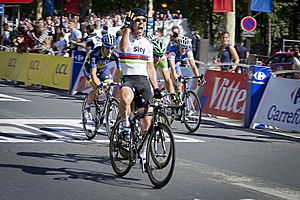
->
[81, 33, 101, 49]
[154, 55, 169, 72]
[84, 46, 120, 82]
[167, 45, 194, 75]
[117, 34, 153, 76]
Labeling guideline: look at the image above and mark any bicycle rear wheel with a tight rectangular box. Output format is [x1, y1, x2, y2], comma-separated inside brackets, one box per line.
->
[109, 119, 132, 177]
[183, 91, 202, 132]
[82, 96, 99, 140]
[105, 98, 120, 138]
[146, 123, 175, 189]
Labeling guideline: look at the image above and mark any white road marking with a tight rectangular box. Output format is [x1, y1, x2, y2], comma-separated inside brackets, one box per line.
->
[0, 93, 31, 102]
[0, 119, 205, 143]
[178, 159, 300, 200]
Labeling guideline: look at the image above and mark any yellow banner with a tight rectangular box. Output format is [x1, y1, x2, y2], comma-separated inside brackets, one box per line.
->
[20, 53, 50, 85]
[41, 56, 72, 90]
[0, 52, 27, 81]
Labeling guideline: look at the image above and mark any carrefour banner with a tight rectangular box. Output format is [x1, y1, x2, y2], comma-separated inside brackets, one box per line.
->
[251, 76, 300, 132]
[201, 70, 248, 120]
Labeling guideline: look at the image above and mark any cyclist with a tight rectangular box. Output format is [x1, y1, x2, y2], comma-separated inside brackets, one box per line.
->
[167, 36, 204, 89]
[151, 38, 176, 100]
[83, 33, 120, 121]
[117, 8, 161, 166]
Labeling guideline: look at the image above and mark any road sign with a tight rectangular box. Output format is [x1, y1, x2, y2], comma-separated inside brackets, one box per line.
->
[241, 16, 257, 32]
[242, 31, 255, 38]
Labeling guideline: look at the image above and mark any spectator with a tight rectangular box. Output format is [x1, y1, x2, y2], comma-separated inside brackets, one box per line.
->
[234, 41, 249, 73]
[30, 24, 49, 50]
[1, 23, 12, 46]
[68, 20, 83, 55]
[52, 31, 67, 56]
[190, 30, 201, 58]
[167, 25, 181, 48]
[213, 31, 239, 73]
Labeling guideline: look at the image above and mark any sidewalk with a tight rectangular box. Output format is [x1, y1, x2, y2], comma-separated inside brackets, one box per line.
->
[202, 114, 300, 140]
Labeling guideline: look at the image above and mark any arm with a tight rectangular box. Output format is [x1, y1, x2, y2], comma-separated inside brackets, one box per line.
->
[229, 46, 240, 72]
[119, 28, 130, 52]
[147, 61, 159, 89]
[119, 11, 134, 52]
[188, 58, 200, 77]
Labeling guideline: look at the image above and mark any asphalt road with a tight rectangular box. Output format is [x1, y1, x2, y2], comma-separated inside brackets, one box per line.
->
[1, 81, 300, 200]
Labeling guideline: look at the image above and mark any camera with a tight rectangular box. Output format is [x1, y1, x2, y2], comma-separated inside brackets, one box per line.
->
[172, 32, 178, 38]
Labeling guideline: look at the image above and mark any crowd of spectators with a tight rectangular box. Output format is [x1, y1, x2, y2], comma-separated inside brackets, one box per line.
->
[0, 9, 183, 56]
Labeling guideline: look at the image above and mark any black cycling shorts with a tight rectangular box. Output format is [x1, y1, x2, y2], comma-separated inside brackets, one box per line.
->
[121, 75, 153, 109]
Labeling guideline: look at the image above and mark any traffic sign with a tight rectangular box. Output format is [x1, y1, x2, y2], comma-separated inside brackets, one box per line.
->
[241, 16, 257, 32]
[242, 31, 255, 38]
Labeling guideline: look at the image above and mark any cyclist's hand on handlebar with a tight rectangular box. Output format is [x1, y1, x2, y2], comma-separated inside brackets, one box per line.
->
[197, 75, 206, 86]
[153, 88, 163, 99]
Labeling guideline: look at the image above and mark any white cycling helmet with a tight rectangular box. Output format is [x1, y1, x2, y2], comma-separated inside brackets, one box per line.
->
[178, 36, 190, 48]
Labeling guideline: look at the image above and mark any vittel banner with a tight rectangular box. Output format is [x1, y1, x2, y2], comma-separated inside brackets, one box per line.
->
[201, 70, 248, 120]
[251, 76, 300, 132]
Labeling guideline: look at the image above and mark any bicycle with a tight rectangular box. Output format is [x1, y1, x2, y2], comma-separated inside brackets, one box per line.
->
[109, 100, 176, 188]
[82, 82, 120, 139]
[165, 75, 205, 133]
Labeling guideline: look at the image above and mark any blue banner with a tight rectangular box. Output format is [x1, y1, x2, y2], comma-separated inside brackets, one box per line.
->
[0, 4, 3, 15]
[71, 50, 86, 91]
[45, 0, 54, 15]
[251, 0, 273, 13]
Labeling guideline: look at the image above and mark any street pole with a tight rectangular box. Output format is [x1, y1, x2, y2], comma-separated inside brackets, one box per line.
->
[246, 0, 251, 54]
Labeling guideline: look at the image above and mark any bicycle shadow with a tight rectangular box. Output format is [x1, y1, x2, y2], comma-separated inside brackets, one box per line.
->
[9, 151, 154, 189]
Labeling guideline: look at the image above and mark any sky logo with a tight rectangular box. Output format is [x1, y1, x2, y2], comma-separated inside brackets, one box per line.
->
[291, 87, 300, 105]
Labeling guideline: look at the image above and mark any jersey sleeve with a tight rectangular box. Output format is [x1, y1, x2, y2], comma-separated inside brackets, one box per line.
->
[167, 51, 176, 61]
[187, 50, 194, 60]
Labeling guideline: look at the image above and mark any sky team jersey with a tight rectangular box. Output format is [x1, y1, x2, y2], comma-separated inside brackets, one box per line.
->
[167, 45, 194, 67]
[85, 46, 120, 73]
[117, 34, 153, 76]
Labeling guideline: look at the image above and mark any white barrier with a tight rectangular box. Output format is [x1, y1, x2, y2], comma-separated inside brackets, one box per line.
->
[251, 75, 300, 132]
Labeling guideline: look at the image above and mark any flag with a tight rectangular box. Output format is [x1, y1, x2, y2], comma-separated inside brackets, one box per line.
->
[45, 0, 54, 16]
[251, 0, 273, 13]
[65, 0, 80, 15]
[213, 0, 233, 12]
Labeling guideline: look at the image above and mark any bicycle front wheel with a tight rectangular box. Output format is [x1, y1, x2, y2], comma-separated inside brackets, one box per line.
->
[105, 98, 120, 138]
[183, 91, 202, 132]
[109, 119, 132, 177]
[82, 96, 99, 140]
[146, 123, 175, 189]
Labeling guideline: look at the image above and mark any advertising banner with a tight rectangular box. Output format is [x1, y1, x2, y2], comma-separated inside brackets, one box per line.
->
[0, 52, 26, 81]
[21, 53, 50, 85]
[251, 76, 300, 132]
[70, 50, 86, 90]
[201, 70, 248, 120]
[41, 56, 72, 90]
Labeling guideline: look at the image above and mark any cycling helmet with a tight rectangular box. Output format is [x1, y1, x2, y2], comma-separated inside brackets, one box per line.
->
[145, 34, 156, 42]
[102, 34, 116, 47]
[152, 38, 166, 55]
[131, 8, 147, 18]
[178, 36, 190, 48]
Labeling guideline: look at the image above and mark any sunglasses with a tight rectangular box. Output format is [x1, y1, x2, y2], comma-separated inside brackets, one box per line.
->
[104, 46, 114, 50]
[134, 18, 147, 23]
[154, 54, 163, 58]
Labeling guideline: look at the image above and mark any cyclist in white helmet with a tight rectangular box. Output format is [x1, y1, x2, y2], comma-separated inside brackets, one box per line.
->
[167, 36, 203, 87]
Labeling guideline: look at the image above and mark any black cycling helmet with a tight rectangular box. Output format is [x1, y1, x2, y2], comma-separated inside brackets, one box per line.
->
[131, 8, 147, 18]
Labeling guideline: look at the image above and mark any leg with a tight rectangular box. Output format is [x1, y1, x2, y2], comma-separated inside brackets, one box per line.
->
[119, 86, 134, 119]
